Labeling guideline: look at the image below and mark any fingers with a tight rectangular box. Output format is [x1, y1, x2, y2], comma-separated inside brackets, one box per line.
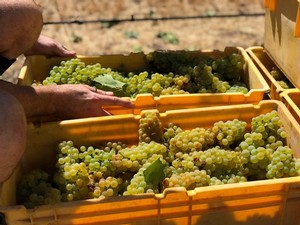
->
[87, 85, 134, 108]
[95, 89, 114, 96]
[89, 86, 114, 96]
[56, 45, 77, 57]
[97, 95, 134, 108]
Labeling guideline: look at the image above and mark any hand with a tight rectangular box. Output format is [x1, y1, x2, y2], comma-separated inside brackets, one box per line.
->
[43, 84, 134, 119]
[24, 35, 76, 57]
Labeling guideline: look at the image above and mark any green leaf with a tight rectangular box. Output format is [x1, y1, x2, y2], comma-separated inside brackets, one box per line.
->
[156, 32, 179, 44]
[93, 74, 128, 97]
[143, 158, 166, 185]
[124, 31, 139, 39]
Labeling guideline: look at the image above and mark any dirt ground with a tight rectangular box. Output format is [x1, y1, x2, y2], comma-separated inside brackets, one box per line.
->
[3, 0, 265, 83]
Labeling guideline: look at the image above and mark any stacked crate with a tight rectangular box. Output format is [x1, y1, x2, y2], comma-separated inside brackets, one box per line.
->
[263, 0, 300, 129]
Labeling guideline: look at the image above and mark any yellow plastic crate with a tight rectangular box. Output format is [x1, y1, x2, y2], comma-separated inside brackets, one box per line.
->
[246, 46, 296, 100]
[264, 0, 300, 89]
[18, 47, 270, 122]
[280, 89, 300, 124]
[1, 100, 300, 225]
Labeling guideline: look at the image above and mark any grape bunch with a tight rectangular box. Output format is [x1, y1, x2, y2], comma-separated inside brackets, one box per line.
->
[123, 154, 166, 195]
[212, 119, 247, 148]
[145, 50, 200, 73]
[138, 111, 164, 143]
[169, 127, 215, 157]
[212, 52, 245, 81]
[163, 169, 211, 189]
[266, 146, 297, 179]
[41, 58, 122, 86]
[237, 110, 293, 180]
[53, 140, 130, 202]
[17, 169, 61, 208]
[269, 67, 294, 89]
[18, 110, 300, 208]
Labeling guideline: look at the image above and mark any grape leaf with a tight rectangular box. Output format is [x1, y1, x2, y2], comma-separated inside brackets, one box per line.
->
[93, 74, 128, 97]
[143, 158, 166, 185]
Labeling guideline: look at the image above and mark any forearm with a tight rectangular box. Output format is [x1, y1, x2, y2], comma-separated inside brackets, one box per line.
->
[0, 80, 56, 117]
[0, 81, 134, 119]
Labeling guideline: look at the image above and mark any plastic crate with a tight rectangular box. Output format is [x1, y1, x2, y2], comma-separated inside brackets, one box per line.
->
[246, 46, 296, 100]
[264, 0, 300, 89]
[280, 89, 300, 124]
[1, 100, 300, 225]
[18, 47, 270, 122]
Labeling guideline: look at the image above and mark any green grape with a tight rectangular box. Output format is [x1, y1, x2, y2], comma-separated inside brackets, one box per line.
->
[163, 123, 183, 148]
[163, 169, 210, 190]
[212, 52, 245, 81]
[169, 127, 215, 157]
[226, 84, 248, 94]
[123, 154, 166, 195]
[270, 67, 285, 80]
[211, 174, 247, 185]
[89, 176, 123, 198]
[119, 141, 167, 164]
[277, 80, 292, 89]
[17, 169, 62, 208]
[251, 110, 286, 143]
[145, 50, 198, 74]
[139, 111, 164, 144]
[266, 146, 297, 179]
[212, 119, 247, 148]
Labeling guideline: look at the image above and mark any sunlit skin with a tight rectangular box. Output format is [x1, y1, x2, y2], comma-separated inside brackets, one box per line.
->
[0, 0, 134, 183]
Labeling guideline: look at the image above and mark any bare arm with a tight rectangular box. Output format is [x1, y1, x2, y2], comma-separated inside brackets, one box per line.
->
[0, 81, 134, 118]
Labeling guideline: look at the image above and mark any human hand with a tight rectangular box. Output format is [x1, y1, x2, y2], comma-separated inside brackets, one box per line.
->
[43, 84, 134, 119]
[24, 35, 76, 58]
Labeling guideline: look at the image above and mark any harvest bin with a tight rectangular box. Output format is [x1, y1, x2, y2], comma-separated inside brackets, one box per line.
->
[246, 46, 296, 100]
[264, 0, 300, 89]
[18, 47, 269, 121]
[1, 100, 300, 225]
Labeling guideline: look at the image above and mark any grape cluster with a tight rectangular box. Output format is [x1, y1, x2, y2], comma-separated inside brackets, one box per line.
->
[212, 52, 245, 81]
[124, 154, 166, 195]
[188, 64, 231, 93]
[41, 58, 122, 86]
[269, 67, 294, 89]
[169, 127, 215, 158]
[138, 111, 164, 143]
[237, 110, 293, 180]
[118, 141, 167, 164]
[52, 140, 131, 202]
[145, 50, 200, 73]
[17, 169, 61, 208]
[163, 123, 183, 148]
[171, 146, 244, 176]
[18, 110, 300, 208]
[226, 83, 248, 94]
[212, 119, 247, 148]
[163, 169, 210, 189]
[266, 146, 297, 179]
[39, 51, 249, 97]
